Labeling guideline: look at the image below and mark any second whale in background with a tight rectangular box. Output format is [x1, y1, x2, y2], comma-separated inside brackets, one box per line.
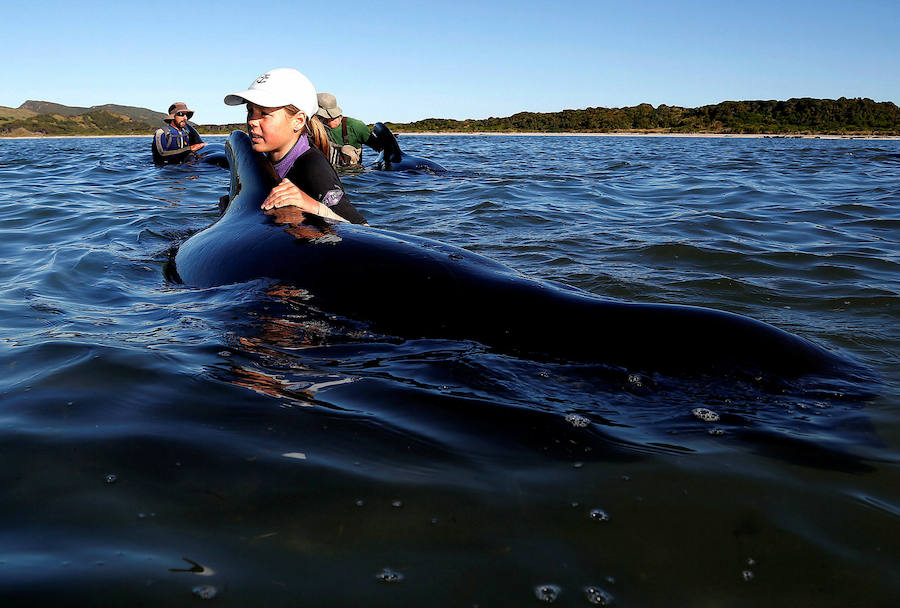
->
[369, 122, 447, 172]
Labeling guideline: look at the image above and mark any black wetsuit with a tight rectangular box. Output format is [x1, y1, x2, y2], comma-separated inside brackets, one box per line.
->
[278, 141, 366, 225]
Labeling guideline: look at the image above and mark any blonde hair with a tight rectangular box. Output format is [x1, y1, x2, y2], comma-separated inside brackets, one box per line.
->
[284, 104, 332, 158]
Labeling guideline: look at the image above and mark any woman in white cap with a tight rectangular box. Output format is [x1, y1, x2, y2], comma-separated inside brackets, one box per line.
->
[225, 68, 366, 224]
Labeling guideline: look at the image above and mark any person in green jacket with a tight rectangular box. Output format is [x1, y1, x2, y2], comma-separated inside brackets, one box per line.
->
[315, 93, 381, 167]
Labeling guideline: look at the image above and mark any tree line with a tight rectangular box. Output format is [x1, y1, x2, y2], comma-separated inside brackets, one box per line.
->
[384, 98, 899, 135]
[2, 97, 897, 136]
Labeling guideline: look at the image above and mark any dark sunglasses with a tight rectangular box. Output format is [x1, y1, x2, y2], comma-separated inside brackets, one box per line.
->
[175, 112, 190, 117]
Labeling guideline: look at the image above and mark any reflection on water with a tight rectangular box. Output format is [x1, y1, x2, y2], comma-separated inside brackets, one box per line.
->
[0, 135, 897, 606]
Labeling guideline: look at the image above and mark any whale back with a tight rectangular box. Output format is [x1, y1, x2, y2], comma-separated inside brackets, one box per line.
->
[170, 131, 867, 381]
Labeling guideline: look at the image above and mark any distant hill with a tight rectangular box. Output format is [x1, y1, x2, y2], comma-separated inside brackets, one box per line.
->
[0, 105, 37, 121]
[17, 100, 168, 126]
[18, 100, 91, 116]
[0, 110, 157, 136]
[0, 100, 190, 136]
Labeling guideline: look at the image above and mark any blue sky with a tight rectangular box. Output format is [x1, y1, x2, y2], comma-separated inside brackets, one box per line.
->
[2, 0, 897, 125]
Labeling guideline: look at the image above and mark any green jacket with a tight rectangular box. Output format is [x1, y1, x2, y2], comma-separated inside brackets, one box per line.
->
[326, 116, 371, 149]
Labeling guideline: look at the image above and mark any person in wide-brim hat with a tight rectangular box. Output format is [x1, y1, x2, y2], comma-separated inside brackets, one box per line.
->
[151, 101, 204, 165]
[165, 101, 195, 122]
[314, 92, 380, 167]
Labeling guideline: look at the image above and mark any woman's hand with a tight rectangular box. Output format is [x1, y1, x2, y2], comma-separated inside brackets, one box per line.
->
[261, 179, 319, 212]
[261, 179, 349, 222]
[190, 143, 206, 152]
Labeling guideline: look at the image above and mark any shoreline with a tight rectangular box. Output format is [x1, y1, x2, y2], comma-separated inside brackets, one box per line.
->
[0, 133, 230, 140]
[1, 132, 898, 141]
[392, 132, 900, 140]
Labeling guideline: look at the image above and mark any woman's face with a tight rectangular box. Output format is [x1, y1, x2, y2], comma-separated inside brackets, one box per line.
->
[246, 103, 303, 161]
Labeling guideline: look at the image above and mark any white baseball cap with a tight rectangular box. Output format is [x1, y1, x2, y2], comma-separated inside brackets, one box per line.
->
[224, 68, 318, 119]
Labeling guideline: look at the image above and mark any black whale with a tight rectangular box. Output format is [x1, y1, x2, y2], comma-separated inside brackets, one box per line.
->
[170, 130, 863, 379]
[369, 122, 446, 172]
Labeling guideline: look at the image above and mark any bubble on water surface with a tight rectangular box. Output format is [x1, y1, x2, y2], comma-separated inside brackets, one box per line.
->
[589, 508, 610, 522]
[192, 584, 218, 599]
[104, 474, 118, 484]
[564, 413, 590, 428]
[534, 584, 561, 602]
[708, 428, 725, 436]
[584, 586, 615, 605]
[376, 568, 404, 583]
[692, 407, 720, 422]
[742, 570, 755, 582]
[391, 499, 403, 508]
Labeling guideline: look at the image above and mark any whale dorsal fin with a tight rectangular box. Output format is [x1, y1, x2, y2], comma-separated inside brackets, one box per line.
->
[372, 122, 403, 168]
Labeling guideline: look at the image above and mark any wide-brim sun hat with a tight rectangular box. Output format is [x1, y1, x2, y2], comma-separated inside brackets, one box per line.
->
[316, 93, 342, 120]
[165, 102, 194, 121]
[224, 68, 318, 120]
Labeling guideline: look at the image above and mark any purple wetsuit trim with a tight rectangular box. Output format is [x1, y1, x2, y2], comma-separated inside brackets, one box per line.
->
[272, 134, 310, 180]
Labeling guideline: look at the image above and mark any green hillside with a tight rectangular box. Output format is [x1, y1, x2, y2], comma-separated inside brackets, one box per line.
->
[18, 100, 91, 116]
[0, 110, 156, 136]
[0, 105, 38, 121]
[15, 100, 167, 126]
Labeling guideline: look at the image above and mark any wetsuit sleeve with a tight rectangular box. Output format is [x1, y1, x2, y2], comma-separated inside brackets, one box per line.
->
[188, 124, 203, 145]
[287, 151, 367, 225]
[328, 194, 367, 225]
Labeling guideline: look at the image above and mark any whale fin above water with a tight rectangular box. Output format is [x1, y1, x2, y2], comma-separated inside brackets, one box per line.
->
[370, 122, 446, 172]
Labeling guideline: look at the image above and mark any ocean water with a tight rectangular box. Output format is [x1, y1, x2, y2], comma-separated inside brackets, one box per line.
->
[0, 133, 898, 606]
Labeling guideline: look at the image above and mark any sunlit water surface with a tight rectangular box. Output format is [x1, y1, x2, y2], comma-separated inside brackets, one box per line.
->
[0, 134, 898, 606]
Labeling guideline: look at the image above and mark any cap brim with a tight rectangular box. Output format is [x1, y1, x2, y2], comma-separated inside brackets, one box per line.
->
[225, 89, 290, 108]
[316, 108, 342, 120]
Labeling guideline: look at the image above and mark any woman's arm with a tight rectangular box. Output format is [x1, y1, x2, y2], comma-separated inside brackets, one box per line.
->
[261, 179, 349, 223]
